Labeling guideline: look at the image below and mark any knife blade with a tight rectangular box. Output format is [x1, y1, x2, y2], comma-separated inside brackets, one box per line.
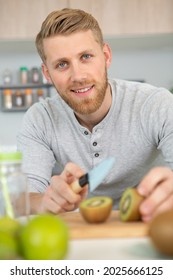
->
[70, 157, 115, 193]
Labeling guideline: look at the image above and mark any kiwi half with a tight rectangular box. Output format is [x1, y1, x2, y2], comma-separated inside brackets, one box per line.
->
[119, 187, 144, 222]
[149, 209, 173, 256]
[79, 196, 113, 223]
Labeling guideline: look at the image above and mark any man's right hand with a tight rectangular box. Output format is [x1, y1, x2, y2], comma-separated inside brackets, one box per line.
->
[30, 162, 88, 214]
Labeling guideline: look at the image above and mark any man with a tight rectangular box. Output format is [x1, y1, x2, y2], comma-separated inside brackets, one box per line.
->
[17, 8, 173, 222]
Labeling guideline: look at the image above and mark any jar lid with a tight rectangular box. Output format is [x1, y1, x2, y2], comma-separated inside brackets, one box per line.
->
[20, 67, 28, 71]
[3, 89, 12, 95]
[0, 147, 22, 162]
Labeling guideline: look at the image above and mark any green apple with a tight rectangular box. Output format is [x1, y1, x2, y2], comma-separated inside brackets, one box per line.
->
[0, 216, 22, 236]
[0, 231, 19, 259]
[19, 214, 69, 260]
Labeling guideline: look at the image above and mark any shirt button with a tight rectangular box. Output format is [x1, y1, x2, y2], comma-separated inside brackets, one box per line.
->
[84, 131, 88, 135]
[93, 142, 97, 146]
[95, 153, 99, 157]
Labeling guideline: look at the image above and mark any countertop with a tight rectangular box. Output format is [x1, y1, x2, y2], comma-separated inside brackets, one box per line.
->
[67, 237, 166, 260]
[58, 211, 170, 260]
[18, 211, 172, 260]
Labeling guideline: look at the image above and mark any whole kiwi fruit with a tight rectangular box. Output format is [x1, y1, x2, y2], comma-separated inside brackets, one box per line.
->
[119, 187, 144, 222]
[149, 209, 173, 256]
[79, 196, 112, 223]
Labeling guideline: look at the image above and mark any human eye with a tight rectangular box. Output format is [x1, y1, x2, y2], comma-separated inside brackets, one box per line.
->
[82, 53, 92, 60]
[57, 61, 68, 70]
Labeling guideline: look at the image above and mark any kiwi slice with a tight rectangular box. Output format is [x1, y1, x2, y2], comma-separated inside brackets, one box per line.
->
[79, 196, 113, 223]
[149, 209, 173, 256]
[119, 187, 144, 222]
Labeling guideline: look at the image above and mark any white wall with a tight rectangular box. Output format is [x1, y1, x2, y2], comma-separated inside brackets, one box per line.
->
[0, 35, 173, 146]
[107, 35, 173, 89]
[109, 49, 173, 88]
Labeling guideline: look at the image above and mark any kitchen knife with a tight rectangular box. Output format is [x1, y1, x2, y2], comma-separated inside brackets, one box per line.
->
[70, 157, 115, 193]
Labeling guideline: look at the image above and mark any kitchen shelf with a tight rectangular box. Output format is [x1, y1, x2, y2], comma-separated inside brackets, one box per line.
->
[0, 83, 53, 112]
[0, 83, 52, 90]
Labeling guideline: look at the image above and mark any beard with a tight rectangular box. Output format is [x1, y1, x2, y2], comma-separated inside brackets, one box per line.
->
[54, 67, 108, 115]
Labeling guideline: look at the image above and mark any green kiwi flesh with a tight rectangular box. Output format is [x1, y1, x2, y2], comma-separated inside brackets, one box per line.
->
[79, 196, 113, 223]
[119, 187, 144, 222]
[149, 209, 173, 256]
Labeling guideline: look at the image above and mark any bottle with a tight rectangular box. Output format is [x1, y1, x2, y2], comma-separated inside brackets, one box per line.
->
[0, 147, 29, 218]
[37, 88, 44, 101]
[31, 67, 40, 83]
[3, 69, 12, 85]
[24, 88, 33, 107]
[13, 90, 25, 107]
[19, 67, 28, 84]
[3, 89, 13, 109]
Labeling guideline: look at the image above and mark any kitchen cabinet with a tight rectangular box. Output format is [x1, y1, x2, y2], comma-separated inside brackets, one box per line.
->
[0, 0, 68, 39]
[69, 0, 173, 36]
[0, 0, 172, 40]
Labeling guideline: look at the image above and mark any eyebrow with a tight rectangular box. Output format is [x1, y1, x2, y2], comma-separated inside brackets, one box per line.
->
[52, 57, 67, 67]
[51, 49, 96, 67]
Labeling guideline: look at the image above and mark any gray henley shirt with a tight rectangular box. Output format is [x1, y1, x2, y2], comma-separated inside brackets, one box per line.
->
[17, 79, 173, 208]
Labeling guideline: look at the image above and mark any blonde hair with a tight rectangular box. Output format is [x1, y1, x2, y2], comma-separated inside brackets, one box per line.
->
[35, 8, 104, 63]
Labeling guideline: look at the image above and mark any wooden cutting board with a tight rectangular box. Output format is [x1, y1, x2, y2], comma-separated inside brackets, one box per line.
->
[59, 211, 149, 239]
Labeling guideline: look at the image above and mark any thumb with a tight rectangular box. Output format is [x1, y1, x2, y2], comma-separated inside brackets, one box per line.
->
[60, 162, 85, 184]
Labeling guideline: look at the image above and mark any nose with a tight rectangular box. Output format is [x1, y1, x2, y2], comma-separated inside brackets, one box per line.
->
[70, 62, 87, 83]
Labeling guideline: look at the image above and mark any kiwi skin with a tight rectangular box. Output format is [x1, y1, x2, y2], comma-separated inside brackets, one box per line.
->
[79, 196, 113, 223]
[149, 209, 173, 256]
[119, 187, 144, 222]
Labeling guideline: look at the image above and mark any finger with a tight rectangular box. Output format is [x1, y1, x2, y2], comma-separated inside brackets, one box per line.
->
[72, 186, 89, 210]
[49, 189, 76, 211]
[60, 162, 85, 183]
[142, 195, 173, 222]
[50, 175, 82, 205]
[60, 162, 88, 194]
[151, 194, 173, 218]
[44, 185, 76, 212]
[139, 178, 173, 216]
[41, 192, 64, 214]
[137, 166, 172, 197]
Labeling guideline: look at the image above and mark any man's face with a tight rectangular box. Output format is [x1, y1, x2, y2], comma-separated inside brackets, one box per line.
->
[42, 30, 111, 115]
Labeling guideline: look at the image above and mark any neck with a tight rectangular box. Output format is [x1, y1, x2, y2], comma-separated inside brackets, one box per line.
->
[75, 84, 112, 132]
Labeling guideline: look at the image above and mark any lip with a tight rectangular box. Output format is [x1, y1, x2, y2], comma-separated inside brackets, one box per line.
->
[71, 85, 94, 96]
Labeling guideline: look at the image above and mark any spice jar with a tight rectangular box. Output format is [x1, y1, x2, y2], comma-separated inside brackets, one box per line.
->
[24, 88, 33, 107]
[13, 90, 25, 107]
[3, 69, 12, 85]
[19, 67, 28, 84]
[3, 89, 13, 109]
[31, 67, 40, 83]
[37, 88, 44, 101]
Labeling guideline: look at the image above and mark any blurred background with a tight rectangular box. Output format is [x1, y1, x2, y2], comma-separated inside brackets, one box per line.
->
[0, 0, 173, 145]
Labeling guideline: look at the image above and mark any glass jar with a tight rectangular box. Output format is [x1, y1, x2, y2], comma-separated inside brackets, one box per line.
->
[13, 90, 25, 107]
[24, 88, 33, 107]
[37, 88, 44, 101]
[19, 67, 28, 84]
[3, 69, 12, 85]
[31, 67, 40, 83]
[3, 89, 13, 109]
[0, 148, 29, 218]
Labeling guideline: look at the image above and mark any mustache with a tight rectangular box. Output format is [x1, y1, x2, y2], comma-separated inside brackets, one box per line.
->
[68, 79, 95, 88]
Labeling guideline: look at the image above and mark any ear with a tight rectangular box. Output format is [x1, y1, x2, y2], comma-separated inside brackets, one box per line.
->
[41, 63, 52, 84]
[103, 43, 112, 69]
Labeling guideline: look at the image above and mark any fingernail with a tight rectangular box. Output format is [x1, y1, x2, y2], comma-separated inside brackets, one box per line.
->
[137, 186, 146, 196]
[140, 202, 151, 216]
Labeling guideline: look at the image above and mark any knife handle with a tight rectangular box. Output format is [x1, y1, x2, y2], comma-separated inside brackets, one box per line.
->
[70, 173, 89, 193]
